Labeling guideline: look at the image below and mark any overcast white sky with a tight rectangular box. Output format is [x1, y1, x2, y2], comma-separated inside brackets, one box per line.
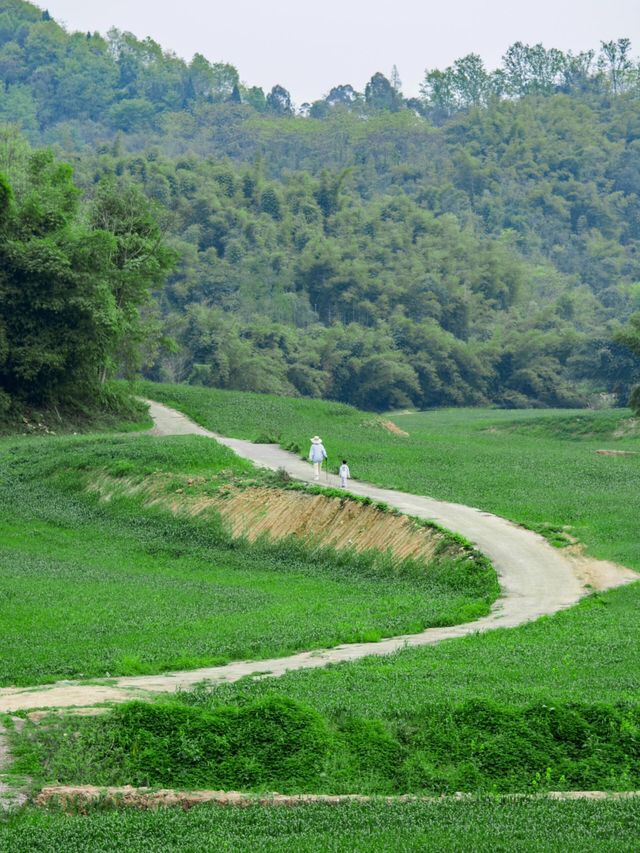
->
[42, 0, 640, 104]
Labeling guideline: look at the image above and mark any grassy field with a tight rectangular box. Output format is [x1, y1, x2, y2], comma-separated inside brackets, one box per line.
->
[2, 799, 640, 852]
[138, 382, 640, 570]
[4, 383, 640, 841]
[0, 431, 495, 686]
[40, 382, 631, 797]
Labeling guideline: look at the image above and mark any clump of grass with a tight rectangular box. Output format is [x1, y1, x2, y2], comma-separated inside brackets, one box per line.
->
[522, 522, 576, 548]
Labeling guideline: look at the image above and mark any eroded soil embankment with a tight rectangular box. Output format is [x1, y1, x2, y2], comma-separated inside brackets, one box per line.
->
[90, 474, 462, 565]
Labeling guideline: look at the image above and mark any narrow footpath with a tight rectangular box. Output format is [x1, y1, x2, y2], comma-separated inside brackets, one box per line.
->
[0, 400, 635, 713]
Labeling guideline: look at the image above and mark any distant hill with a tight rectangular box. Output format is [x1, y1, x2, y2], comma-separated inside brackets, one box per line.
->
[1, 0, 639, 410]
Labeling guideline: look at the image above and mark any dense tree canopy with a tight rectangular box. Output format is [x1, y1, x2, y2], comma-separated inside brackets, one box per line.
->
[616, 315, 640, 413]
[1, 1, 640, 410]
[0, 135, 174, 407]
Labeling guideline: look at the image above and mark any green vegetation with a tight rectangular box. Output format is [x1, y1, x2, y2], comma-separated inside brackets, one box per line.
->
[0, 429, 497, 686]
[172, 580, 639, 725]
[1, 4, 640, 411]
[0, 134, 174, 425]
[617, 314, 640, 413]
[12, 386, 630, 798]
[140, 383, 640, 569]
[2, 798, 639, 853]
[0, 381, 151, 436]
[12, 693, 640, 795]
[5, 388, 639, 801]
[13, 696, 330, 791]
[1, 3, 640, 835]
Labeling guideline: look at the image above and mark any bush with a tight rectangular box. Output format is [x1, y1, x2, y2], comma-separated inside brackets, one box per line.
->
[29, 696, 331, 791]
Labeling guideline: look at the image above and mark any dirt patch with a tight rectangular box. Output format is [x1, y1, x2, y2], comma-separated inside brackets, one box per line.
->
[379, 419, 409, 437]
[202, 488, 443, 562]
[567, 553, 638, 592]
[91, 476, 450, 566]
[595, 449, 639, 457]
[35, 785, 640, 812]
[28, 707, 110, 722]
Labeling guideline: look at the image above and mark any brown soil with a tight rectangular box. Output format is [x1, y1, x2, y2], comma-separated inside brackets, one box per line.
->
[379, 419, 409, 437]
[90, 476, 450, 565]
[594, 449, 639, 457]
[35, 785, 640, 812]
[566, 551, 638, 592]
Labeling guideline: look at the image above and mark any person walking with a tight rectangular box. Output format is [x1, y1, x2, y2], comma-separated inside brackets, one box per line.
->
[309, 435, 327, 481]
[339, 459, 350, 489]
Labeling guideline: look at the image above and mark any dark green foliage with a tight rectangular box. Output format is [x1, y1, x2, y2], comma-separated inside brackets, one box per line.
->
[18, 696, 330, 790]
[0, 379, 150, 435]
[1, 4, 640, 409]
[365, 72, 403, 112]
[0, 138, 174, 410]
[0, 171, 12, 220]
[617, 314, 640, 412]
[14, 696, 640, 794]
[266, 85, 293, 116]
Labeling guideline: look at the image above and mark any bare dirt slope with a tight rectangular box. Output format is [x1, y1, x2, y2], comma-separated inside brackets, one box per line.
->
[91, 475, 452, 563]
[0, 400, 635, 714]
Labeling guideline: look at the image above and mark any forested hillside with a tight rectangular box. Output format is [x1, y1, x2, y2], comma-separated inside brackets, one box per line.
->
[1, 0, 640, 410]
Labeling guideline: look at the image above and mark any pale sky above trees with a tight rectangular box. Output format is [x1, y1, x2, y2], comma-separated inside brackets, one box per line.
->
[44, 0, 640, 104]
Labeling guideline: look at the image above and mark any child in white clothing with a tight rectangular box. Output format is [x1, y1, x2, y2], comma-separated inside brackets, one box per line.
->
[339, 459, 350, 488]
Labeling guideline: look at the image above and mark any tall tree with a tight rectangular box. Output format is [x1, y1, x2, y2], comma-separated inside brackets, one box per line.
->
[598, 39, 633, 94]
[0, 146, 174, 404]
[365, 72, 402, 111]
[89, 177, 177, 378]
[616, 314, 640, 412]
[266, 84, 293, 115]
[390, 64, 402, 93]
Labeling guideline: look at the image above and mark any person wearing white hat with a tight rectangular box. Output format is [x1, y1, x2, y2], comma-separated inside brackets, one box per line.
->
[309, 435, 328, 481]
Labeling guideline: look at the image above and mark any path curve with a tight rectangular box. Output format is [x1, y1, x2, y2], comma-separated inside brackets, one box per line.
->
[0, 400, 635, 713]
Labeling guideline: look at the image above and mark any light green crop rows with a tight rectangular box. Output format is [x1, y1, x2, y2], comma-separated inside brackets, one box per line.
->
[3, 799, 640, 852]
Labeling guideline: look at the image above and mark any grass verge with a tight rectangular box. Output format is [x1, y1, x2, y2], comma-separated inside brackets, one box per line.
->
[10, 693, 640, 795]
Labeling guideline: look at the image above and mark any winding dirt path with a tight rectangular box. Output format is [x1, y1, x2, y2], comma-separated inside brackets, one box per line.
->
[0, 400, 636, 714]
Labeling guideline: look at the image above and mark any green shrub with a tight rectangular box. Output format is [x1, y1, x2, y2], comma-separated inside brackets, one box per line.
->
[22, 696, 331, 791]
[19, 697, 640, 795]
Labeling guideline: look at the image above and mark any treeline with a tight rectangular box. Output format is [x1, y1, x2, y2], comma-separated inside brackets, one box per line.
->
[1, 1, 640, 411]
[0, 1, 638, 135]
